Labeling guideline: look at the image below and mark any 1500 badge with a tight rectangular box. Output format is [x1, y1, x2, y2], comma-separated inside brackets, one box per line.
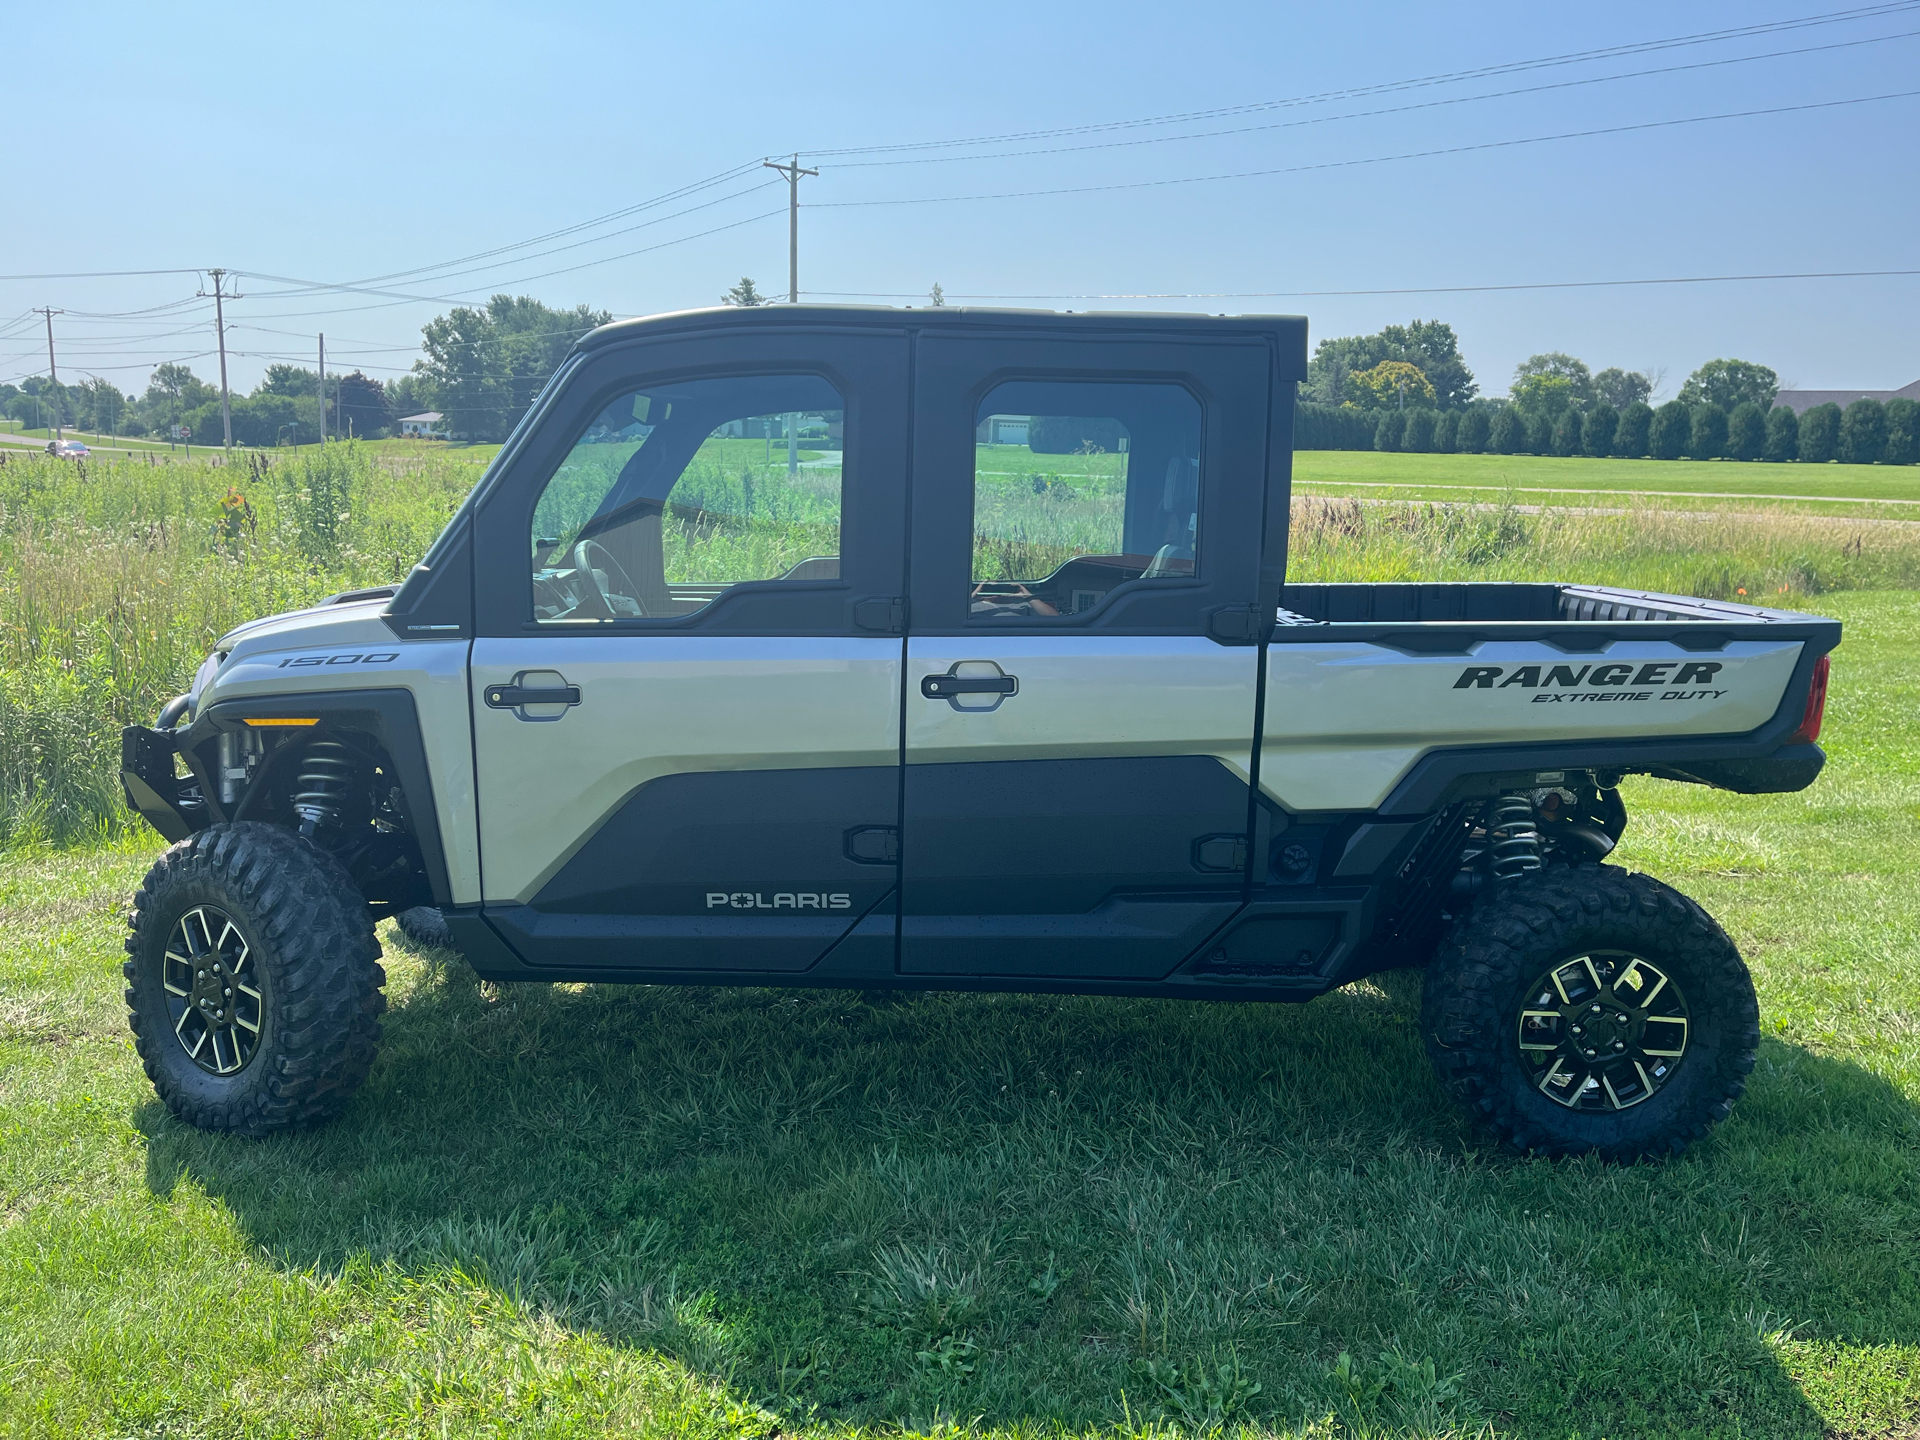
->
[276, 651, 400, 668]
[1453, 661, 1727, 703]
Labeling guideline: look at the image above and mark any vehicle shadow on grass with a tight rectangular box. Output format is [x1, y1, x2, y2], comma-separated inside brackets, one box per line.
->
[138, 954, 1920, 1436]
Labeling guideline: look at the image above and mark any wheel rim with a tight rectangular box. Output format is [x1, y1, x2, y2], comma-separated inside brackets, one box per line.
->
[1514, 951, 1690, 1111]
[161, 905, 264, 1076]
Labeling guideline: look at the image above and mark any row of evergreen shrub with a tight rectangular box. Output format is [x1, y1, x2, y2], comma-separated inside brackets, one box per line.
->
[1296, 397, 1919, 464]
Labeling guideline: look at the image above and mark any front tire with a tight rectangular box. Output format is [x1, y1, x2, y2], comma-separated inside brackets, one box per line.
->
[1421, 866, 1758, 1161]
[124, 824, 386, 1135]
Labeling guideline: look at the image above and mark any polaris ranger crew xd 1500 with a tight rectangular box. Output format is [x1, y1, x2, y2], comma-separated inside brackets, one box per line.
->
[119, 306, 1837, 1159]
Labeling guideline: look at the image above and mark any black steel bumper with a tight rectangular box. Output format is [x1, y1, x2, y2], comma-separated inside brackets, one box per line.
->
[120, 724, 201, 843]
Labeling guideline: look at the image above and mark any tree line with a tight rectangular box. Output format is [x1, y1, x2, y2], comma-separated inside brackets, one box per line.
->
[0, 295, 608, 447]
[1295, 324, 1917, 465]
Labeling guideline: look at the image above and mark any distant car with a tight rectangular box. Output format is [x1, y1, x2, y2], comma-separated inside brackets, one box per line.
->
[46, 439, 89, 458]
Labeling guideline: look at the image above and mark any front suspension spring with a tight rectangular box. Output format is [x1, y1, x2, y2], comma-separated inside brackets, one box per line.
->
[290, 739, 355, 837]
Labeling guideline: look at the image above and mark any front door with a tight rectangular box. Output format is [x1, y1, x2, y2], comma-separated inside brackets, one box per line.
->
[899, 332, 1275, 978]
[469, 328, 908, 971]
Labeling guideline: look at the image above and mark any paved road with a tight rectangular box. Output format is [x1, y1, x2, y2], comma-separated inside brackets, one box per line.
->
[0, 428, 192, 457]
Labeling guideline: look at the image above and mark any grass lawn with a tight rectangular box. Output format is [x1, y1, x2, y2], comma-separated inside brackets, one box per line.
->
[3, 592, 1919, 1437]
[354, 437, 502, 464]
[1294, 450, 1920, 510]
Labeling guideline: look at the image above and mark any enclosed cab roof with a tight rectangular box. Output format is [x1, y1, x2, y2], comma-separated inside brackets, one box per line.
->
[572, 303, 1310, 378]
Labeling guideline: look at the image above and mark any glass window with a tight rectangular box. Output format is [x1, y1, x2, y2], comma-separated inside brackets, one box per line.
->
[529, 375, 843, 622]
[970, 380, 1201, 620]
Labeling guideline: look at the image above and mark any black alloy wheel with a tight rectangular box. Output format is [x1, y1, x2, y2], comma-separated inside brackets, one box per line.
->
[1515, 951, 1690, 1112]
[162, 905, 265, 1075]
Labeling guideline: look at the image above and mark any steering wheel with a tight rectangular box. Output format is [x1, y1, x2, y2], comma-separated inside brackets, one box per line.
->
[570, 538, 647, 618]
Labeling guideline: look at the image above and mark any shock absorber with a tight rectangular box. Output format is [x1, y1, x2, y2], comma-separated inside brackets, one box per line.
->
[291, 739, 356, 838]
[1487, 792, 1544, 880]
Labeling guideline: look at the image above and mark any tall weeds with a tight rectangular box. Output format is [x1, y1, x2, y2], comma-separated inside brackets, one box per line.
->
[0, 445, 469, 843]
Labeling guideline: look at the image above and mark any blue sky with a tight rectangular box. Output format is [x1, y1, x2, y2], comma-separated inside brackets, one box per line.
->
[4, 0, 1915, 398]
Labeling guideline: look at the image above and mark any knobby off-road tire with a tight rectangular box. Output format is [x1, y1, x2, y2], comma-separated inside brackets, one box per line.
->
[395, 905, 456, 952]
[1422, 865, 1758, 1161]
[124, 823, 386, 1135]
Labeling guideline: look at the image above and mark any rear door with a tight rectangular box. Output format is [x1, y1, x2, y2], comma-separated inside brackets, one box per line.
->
[899, 329, 1275, 978]
[468, 326, 908, 972]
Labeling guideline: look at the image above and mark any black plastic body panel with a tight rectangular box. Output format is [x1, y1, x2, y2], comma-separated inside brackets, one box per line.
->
[505, 767, 898, 971]
[191, 690, 454, 907]
[382, 515, 473, 641]
[899, 756, 1251, 979]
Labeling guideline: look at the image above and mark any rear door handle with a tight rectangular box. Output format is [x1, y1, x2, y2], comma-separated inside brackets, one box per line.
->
[922, 661, 1018, 711]
[921, 675, 1015, 698]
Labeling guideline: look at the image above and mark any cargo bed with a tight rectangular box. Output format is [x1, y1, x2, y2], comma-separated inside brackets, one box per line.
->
[1260, 583, 1838, 814]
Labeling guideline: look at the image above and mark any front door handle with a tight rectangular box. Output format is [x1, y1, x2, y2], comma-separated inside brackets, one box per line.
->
[486, 683, 581, 708]
[922, 661, 1018, 711]
[485, 670, 580, 720]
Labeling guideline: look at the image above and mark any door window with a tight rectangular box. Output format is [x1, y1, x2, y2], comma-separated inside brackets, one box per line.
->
[529, 374, 844, 622]
[969, 380, 1201, 620]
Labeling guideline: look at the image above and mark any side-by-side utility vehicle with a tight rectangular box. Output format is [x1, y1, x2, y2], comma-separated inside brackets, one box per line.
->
[120, 306, 1837, 1158]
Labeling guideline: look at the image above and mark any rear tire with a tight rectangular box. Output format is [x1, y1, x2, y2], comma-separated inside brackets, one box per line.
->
[1421, 866, 1757, 1161]
[395, 906, 456, 951]
[124, 823, 386, 1135]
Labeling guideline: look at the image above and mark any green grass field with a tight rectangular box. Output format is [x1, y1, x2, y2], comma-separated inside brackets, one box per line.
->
[1293, 450, 1920, 509]
[2, 589, 1917, 1438]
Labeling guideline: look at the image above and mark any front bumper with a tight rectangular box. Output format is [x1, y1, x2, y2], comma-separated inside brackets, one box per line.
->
[120, 724, 205, 842]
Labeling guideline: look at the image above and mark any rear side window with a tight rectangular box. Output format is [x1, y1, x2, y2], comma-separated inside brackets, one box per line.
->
[970, 380, 1201, 620]
[529, 374, 843, 622]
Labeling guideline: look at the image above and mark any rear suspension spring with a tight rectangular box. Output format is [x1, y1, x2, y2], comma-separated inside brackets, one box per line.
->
[1487, 792, 1544, 880]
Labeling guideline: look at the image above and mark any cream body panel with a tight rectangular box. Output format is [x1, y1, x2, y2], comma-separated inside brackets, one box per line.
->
[471, 635, 902, 903]
[201, 618, 481, 903]
[1261, 636, 1803, 811]
[906, 635, 1257, 779]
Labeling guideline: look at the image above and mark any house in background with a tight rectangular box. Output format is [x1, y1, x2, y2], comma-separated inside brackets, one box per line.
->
[397, 411, 444, 438]
[1772, 379, 1920, 415]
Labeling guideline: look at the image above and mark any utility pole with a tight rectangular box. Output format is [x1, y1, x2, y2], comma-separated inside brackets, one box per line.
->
[762, 154, 817, 303]
[34, 308, 63, 437]
[200, 269, 240, 450]
[318, 333, 326, 444]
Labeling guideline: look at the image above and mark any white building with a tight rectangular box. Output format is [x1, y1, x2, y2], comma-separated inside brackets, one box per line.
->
[398, 411, 444, 438]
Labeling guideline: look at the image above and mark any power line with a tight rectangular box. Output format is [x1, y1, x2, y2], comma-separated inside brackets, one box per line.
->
[813, 88, 1920, 210]
[821, 26, 1920, 171]
[322, 161, 769, 290]
[238, 179, 783, 302]
[803, 267, 1920, 302]
[802, 0, 1920, 158]
[0, 267, 203, 281]
[232, 207, 788, 319]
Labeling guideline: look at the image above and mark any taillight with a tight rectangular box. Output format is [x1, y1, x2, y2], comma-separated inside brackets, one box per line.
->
[1787, 653, 1830, 744]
